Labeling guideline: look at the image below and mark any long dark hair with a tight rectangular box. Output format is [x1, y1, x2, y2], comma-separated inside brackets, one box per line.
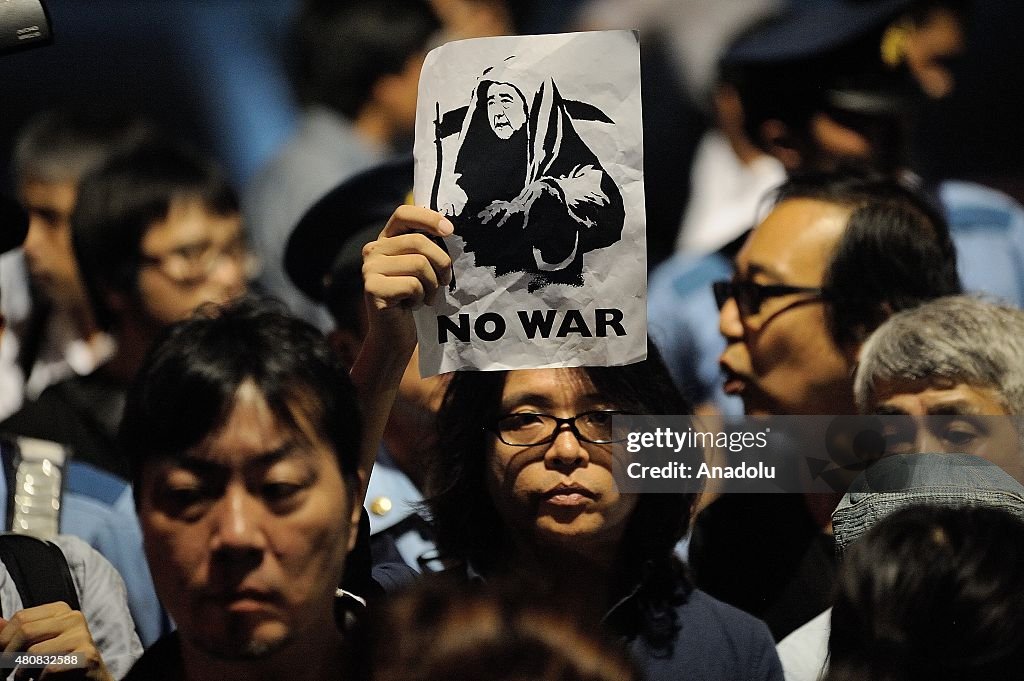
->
[428, 343, 695, 647]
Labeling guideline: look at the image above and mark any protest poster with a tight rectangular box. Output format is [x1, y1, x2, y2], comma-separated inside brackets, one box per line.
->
[412, 30, 647, 375]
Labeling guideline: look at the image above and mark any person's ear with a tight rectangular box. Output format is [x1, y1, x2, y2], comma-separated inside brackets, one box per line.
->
[759, 119, 804, 171]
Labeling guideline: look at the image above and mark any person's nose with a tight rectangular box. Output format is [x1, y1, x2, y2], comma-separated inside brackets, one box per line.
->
[208, 253, 248, 302]
[209, 484, 266, 554]
[914, 418, 945, 454]
[543, 422, 590, 472]
[719, 295, 744, 343]
[21, 216, 46, 262]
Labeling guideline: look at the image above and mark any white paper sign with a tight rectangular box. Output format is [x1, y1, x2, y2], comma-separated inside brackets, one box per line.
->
[413, 30, 647, 375]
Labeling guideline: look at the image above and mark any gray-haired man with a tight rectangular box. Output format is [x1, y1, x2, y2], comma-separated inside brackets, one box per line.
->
[854, 294, 1024, 484]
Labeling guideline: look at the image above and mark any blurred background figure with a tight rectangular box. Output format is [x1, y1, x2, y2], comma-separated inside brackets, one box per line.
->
[0, 109, 151, 421]
[373, 581, 640, 681]
[2, 136, 249, 479]
[243, 0, 440, 329]
[649, 0, 1024, 418]
[429, 0, 525, 40]
[826, 504, 1024, 681]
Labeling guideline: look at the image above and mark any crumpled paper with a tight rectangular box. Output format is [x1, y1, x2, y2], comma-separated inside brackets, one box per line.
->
[413, 30, 647, 376]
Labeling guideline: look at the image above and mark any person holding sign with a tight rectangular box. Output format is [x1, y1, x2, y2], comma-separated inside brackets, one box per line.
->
[362, 205, 782, 681]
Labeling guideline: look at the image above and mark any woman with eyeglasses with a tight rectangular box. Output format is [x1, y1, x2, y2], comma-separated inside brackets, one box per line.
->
[358, 205, 783, 681]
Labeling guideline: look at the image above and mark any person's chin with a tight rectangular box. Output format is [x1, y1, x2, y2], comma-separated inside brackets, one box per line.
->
[193, 618, 292, 661]
[534, 512, 602, 540]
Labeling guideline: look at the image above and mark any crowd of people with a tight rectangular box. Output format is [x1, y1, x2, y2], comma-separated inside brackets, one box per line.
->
[0, 0, 1021, 680]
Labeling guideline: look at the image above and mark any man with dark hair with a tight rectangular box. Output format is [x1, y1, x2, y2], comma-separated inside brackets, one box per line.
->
[0, 109, 150, 420]
[0, 138, 249, 645]
[687, 169, 962, 640]
[120, 202, 453, 679]
[120, 298, 364, 681]
[244, 0, 440, 328]
[716, 170, 960, 416]
[2, 137, 249, 479]
[649, 0, 1021, 415]
[0, 201, 143, 679]
[721, 0, 1023, 307]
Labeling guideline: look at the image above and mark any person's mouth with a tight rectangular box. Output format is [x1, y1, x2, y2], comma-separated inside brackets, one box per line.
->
[206, 586, 278, 609]
[493, 116, 510, 129]
[539, 483, 597, 507]
[720, 362, 749, 396]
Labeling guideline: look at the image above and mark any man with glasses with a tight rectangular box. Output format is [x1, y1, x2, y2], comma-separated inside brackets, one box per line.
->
[0, 138, 248, 646]
[1, 137, 250, 480]
[688, 169, 962, 641]
[714, 170, 959, 418]
[0, 110, 151, 422]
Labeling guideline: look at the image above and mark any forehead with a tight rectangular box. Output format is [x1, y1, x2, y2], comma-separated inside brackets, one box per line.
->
[487, 83, 518, 100]
[186, 383, 336, 470]
[19, 179, 77, 213]
[141, 196, 241, 253]
[738, 198, 851, 282]
[872, 378, 1010, 415]
[500, 368, 601, 407]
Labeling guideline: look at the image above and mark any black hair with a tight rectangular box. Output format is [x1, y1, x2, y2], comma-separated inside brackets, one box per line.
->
[119, 296, 361, 494]
[373, 579, 639, 681]
[71, 137, 239, 330]
[772, 169, 961, 346]
[826, 504, 1024, 681]
[289, 0, 440, 119]
[429, 342, 695, 648]
[12, 108, 154, 186]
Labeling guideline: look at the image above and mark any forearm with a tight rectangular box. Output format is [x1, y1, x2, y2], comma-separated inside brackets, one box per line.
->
[349, 321, 416, 495]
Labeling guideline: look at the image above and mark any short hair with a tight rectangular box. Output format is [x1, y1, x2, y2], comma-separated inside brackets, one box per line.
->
[373, 580, 639, 681]
[71, 137, 239, 329]
[119, 296, 361, 494]
[771, 169, 961, 346]
[429, 343, 695, 647]
[826, 504, 1024, 681]
[289, 0, 439, 119]
[854, 295, 1024, 414]
[12, 108, 152, 187]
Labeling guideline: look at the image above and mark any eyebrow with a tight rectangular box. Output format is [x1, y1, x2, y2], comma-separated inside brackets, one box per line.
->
[874, 402, 990, 417]
[740, 261, 785, 282]
[926, 402, 988, 416]
[499, 391, 609, 412]
[171, 238, 214, 254]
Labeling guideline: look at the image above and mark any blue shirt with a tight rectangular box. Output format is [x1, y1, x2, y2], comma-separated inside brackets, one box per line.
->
[365, 447, 441, 573]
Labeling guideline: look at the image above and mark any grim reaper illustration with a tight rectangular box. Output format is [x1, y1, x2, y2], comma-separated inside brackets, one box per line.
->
[431, 57, 625, 291]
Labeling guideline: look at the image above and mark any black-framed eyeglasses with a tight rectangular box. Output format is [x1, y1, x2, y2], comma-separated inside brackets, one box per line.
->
[140, 234, 259, 287]
[713, 280, 826, 318]
[487, 410, 629, 447]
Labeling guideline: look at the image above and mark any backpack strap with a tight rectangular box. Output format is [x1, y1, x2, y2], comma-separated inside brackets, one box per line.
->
[0, 534, 80, 618]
